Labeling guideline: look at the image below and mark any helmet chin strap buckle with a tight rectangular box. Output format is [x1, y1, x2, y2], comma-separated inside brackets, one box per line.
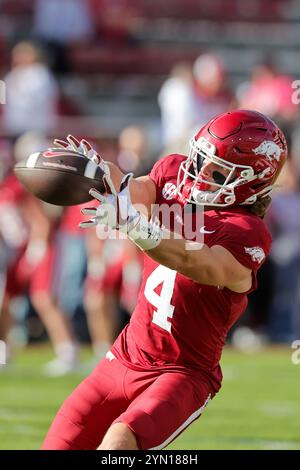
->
[243, 195, 257, 205]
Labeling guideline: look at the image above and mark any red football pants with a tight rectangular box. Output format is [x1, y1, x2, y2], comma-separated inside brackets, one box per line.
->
[42, 355, 213, 450]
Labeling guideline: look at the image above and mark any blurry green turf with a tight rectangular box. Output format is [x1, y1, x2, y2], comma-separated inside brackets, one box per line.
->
[0, 345, 299, 450]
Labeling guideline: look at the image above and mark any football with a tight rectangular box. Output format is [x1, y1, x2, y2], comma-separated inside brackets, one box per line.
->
[14, 149, 106, 206]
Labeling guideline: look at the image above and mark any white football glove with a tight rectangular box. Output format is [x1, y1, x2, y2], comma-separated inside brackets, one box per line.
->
[52, 134, 115, 194]
[53, 134, 102, 165]
[80, 172, 162, 251]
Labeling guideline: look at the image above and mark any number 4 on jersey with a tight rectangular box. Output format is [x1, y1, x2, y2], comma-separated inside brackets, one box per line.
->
[144, 265, 176, 333]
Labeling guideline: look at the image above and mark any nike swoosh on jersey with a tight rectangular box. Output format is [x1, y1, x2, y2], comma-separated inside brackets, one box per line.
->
[199, 226, 216, 234]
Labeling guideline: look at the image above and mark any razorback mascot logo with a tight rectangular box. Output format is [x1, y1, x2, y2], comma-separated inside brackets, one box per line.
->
[253, 140, 282, 162]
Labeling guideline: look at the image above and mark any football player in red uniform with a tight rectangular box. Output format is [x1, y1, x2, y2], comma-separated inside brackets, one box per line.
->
[42, 109, 287, 450]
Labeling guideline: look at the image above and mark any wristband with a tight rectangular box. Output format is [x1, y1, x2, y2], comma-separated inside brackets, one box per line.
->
[127, 213, 163, 251]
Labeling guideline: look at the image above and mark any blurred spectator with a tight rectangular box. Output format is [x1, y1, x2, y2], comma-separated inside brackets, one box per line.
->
[33, 0, 95, 73]
[13, 130, 49, 162]
[89, 0, 139, 47]
[236, 59, 298, 149]
[116, 125, 153, 175]
[2, 41, 59, 137]
[192, 53, 233, 127]
[237, 60, 296, 119]
[265, 161, 300, 342]
[34, 0, 94, 44]
[290, 123, 300, 178]
[158, 62, 195, 151]
[158, 55, 233, 154]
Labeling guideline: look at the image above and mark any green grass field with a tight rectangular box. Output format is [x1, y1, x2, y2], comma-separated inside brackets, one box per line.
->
[0, 345, 299, 450]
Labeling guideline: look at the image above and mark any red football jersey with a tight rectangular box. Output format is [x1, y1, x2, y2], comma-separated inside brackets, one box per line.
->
[111, 154, 272, 391]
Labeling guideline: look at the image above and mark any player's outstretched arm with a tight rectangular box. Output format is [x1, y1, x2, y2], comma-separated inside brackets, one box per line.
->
[53, 134, 156, 214]
[66, 135, 251, 293]
[147, 237, 252, 293]
[80, 162, 251, 293]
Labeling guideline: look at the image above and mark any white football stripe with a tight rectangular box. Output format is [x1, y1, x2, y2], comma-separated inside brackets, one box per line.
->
[84, 160, 98, 179]
[26, 152, 40, 168]
[149, 394, 211, 450]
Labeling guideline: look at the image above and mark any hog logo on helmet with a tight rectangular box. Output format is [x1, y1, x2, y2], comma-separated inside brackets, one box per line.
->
[253, 140, 282, 162]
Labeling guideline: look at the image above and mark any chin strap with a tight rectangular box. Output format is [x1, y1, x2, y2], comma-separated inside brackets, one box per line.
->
[242, 184, 274, 205]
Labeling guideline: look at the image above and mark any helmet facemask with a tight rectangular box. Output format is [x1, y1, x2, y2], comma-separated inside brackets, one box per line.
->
[177, 137, 258, 207]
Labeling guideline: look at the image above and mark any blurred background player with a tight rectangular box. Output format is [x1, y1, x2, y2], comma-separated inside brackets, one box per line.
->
[29, 203, 85, 376]
[158, 54, 233, 156]
[0, 134, 52, 361]
[266, 161, 300, 342]
[0, 132, 83, 375]
[2, 41, 59, 138]
[84, 236, 142, 361]
[83, 124, 147, 362]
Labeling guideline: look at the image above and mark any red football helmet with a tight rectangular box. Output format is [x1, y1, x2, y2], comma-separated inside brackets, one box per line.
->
[176, 109, 287, 207]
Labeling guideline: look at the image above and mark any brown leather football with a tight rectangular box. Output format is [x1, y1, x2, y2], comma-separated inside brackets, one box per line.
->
[14, 149, 106, 206]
